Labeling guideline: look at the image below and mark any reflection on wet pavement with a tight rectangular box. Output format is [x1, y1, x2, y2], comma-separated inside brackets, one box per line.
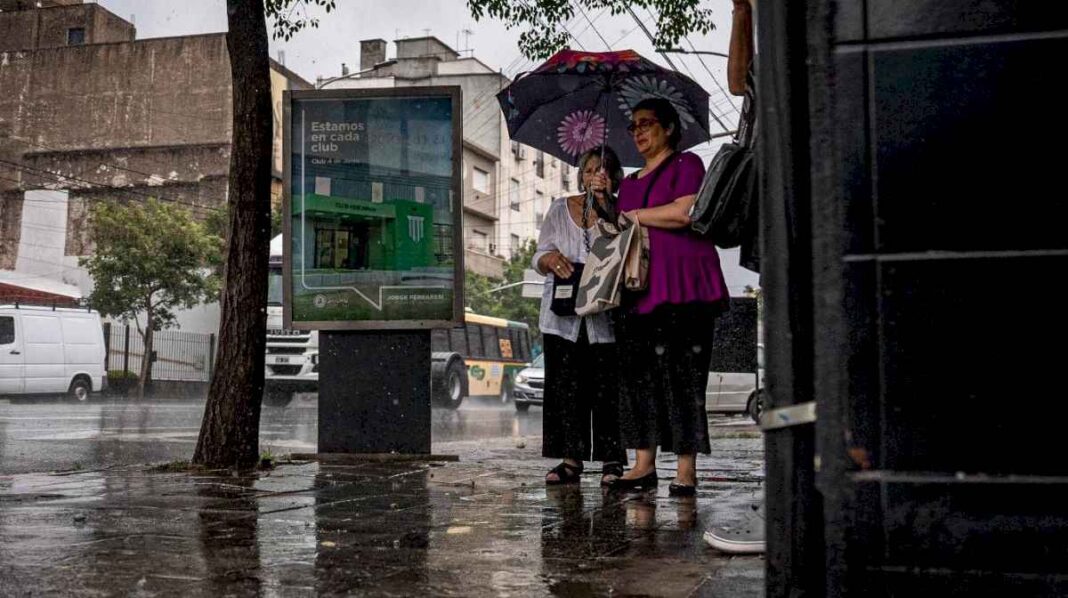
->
[0, 397, 763, 596]
[0, 440, 764, 596]
[0, 396, 542, 475]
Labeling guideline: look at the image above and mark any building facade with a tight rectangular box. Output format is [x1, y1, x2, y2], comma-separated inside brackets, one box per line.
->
[0, 0, 311, 332]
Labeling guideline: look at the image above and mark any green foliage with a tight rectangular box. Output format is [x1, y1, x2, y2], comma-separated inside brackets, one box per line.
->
[271, 206, 283, 238]
[466, 0, 715, 59]
[264, 0, 337, 41]
[79, 199, 223, 331]
[465, 239, 543, 344]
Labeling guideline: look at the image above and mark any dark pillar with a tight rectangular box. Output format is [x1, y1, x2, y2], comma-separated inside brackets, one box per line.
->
[318, 330, 431, 454]
[758, 1, 823, 596]
[761, 1, 1068, 595]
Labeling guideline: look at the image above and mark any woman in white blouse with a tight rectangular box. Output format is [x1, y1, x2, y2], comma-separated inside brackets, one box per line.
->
[532, 146, 627, 486]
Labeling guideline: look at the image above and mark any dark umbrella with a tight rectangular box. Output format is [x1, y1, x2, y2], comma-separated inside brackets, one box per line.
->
[497, 49, 711, 168]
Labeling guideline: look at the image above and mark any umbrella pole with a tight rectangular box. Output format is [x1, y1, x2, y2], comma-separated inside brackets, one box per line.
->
[596, 86, 618, 222]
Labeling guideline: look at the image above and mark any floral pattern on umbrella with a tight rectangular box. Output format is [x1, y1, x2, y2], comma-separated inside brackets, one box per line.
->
[557, 110, 607, 158]
[536, 49, 642, 75]
[617, 75, 698, 131]
[497, 49, 711, 167]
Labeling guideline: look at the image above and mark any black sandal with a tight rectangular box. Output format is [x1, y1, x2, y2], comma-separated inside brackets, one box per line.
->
[545, 461, 584, 485]
[600, 462, 625, 487]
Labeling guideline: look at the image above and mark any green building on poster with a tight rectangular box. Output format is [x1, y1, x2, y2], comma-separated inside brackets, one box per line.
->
[294, 193, 435, 272]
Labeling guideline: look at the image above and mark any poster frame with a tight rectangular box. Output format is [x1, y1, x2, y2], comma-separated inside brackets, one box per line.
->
[282, 86, 464, 331]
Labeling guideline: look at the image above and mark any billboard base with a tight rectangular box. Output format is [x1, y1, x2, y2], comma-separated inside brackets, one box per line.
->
[318, 330, 432, 454]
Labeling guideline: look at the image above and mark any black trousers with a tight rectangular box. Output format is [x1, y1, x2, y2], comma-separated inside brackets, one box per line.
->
[616, 303, 718, 455]
[541, 324, 627, 464]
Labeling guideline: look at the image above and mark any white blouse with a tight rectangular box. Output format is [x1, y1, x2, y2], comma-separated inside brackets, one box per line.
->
[531, 197, 616, 344]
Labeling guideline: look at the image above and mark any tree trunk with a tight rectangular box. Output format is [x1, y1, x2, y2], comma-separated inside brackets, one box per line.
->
[193, 0, 272, 469]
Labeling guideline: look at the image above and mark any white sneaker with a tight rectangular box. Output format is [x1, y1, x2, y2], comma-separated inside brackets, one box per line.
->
[704, 503, 766, 555]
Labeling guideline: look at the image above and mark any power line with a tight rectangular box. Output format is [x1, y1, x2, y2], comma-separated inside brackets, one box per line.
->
[562, 6, 735, 133]
[573, 1, 611, 50]
[2, 135, 224, 212]
[683, 35, 739, 113]
[607, 25, 640, 49]
[641, 7, 737, 119]
[623, 4, 730, 134]
[0, 159, 220, 216]
[570, 6, 609, 42]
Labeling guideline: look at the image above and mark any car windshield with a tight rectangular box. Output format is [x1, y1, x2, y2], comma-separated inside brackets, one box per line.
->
[531, 353, 544, 368]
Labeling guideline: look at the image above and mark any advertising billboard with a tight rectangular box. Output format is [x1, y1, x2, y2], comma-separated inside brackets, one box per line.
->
[283, 87, 463, 329]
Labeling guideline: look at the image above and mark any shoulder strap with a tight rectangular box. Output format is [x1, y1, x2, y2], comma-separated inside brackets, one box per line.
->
[737, 66, 757, 148]
[640, 152, 676, 209]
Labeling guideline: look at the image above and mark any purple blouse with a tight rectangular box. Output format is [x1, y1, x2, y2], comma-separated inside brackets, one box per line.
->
[617, 152, 729, 314]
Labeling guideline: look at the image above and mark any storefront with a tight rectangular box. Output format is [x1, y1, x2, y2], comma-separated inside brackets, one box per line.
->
[293, 193, 434, 273]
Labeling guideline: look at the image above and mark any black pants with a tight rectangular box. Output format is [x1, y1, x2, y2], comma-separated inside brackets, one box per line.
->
[541, 325, 627, 464]
[616, 303, 718, 455]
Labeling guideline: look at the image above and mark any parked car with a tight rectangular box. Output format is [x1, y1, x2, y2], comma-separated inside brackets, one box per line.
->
[0, 305, 106, 401]
[707, 343, 765, 423]
[513, 353, 544, 412]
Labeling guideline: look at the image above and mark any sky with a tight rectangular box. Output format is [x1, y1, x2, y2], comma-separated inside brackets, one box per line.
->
[90, 0, 758, 291]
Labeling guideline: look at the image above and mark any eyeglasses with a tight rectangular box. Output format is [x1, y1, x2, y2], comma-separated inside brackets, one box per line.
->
[627, 119, 660, 135]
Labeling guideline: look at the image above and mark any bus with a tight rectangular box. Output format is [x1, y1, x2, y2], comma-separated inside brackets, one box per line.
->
[430, 312, 533, 409]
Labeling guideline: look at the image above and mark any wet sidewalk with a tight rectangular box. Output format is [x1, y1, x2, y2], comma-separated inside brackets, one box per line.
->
[0, 426, 765, 597]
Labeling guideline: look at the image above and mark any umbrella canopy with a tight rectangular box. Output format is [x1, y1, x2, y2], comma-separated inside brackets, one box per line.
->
[498, 49, 711, 167]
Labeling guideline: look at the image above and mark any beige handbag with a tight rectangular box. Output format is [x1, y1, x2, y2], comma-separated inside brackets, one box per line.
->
[575, 154, 676, 313]
[574, 217, 635, 316]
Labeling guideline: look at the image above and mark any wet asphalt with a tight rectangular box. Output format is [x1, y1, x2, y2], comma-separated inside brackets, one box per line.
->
[0, 395, 766, 596]
[0, 395, 545, 475]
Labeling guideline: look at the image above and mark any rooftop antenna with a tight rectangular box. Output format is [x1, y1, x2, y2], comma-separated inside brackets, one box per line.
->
[462, 28, 473, 55]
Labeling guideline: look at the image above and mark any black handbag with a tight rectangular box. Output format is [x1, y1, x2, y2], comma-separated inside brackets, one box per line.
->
[550, 262, 584, 317]
[690, 69, 758, 249]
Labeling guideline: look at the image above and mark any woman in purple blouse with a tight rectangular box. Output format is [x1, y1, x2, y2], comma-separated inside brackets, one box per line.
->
[598, 98, 730, 496]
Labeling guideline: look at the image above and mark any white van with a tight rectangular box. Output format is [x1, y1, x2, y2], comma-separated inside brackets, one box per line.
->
[0, 305, 106, 401]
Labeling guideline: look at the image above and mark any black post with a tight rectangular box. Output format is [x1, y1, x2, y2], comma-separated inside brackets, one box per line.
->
[123, 324, 131, 375]
[102, 322, 111, 373]
[318, 330, 432, 454]
[208, 333, 216, 379]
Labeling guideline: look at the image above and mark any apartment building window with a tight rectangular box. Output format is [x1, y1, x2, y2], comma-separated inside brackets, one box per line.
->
[511, 140, 526, 161]
[536, 190, 545, 210]
[470, 230, 489, 253]
[561, 167, 570, 191]
[535, 211, 544, 229]
[509, 178, 520, 212]
[472, 167, 490, 194]
[510, 234, 521, 256]
[67, 28, 86, 46]
[535, 151, 545, 178]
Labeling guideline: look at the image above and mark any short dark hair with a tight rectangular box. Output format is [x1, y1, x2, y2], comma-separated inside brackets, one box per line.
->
[577, 145, 623, 193]
[632, 98, 682, 149]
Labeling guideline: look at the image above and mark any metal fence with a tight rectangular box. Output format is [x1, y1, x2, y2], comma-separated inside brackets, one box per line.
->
[105, 324, 216, 382]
